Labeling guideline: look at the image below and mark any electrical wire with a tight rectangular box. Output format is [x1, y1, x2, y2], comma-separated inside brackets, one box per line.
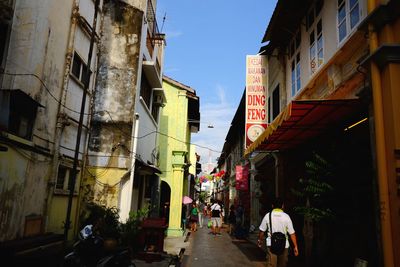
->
[1, 72, 92, 115]
[2, 72, 222, 154]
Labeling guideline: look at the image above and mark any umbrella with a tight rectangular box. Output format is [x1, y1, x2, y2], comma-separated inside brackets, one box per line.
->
[182, 196, 193, 204]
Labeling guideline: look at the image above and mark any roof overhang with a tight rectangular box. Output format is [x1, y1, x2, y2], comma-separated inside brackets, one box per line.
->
[122, 160, 162, 179]
[358, 0, 400, 33]
[143, 61, 162, 88]
[136, 159, 162, 175]
[0, 89, 45, 108]
[261, 0, 312, 48]
[245, 99, 364, 156]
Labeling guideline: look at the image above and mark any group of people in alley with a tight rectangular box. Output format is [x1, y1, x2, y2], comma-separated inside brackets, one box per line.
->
[185, 197, 298, 267]
[187, 198, 228, 235]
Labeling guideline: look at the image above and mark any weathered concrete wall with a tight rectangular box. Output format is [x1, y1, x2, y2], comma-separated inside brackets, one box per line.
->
[92, 1, 143, 145]
[0, 145, 49, 240]
[0, 0, 73, 241]
[86, 1, 144, 217]
[0, 0, 102, 241]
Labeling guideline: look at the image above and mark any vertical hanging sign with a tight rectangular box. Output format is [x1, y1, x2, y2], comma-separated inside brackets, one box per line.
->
[245, 55, 268, 148]
[236, 165, 249, 191]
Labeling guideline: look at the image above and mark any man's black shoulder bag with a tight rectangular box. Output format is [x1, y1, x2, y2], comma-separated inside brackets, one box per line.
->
[269, 211, 286, 255]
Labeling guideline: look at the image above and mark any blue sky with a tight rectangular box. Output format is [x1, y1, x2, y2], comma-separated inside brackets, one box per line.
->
[157, 0, 277, 166]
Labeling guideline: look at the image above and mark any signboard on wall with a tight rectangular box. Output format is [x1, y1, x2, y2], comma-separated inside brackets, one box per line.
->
[245, 55, 268, 148]
[236, 165, 249, 191]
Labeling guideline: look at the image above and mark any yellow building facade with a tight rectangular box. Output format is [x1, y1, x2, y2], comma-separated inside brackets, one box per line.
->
[159, 76, 200, 236]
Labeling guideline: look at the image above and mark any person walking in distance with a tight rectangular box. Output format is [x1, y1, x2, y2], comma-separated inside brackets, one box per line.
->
[257, 197, 299, 267]
[210, 199, 222, 235]
[198, 201, 205, 228]
[190, 203, 199, 232]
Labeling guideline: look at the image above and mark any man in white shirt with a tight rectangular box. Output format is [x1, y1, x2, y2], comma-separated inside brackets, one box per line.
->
[210, 199, 223, 235]
[257, 198, 299, 267]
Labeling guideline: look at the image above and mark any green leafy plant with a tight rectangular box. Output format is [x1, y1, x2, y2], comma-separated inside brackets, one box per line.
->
[291, 152, 334, 222]
[291, 152, 335, 265]
[120, 205, 149, 249]
[198, 192, 208, 203]
[80, 202, 121, 239]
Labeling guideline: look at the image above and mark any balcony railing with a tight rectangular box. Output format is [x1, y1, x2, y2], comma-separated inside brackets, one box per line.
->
[146, 0, 164, 77]
[146, 0, 160, 49]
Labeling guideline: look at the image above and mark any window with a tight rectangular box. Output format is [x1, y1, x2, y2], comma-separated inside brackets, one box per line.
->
[55, 164, 79, 194]
[307, 1, 324, 75]
[291, 53, 301, 96]
[0, 90, 42, 140]
[151, 93, 160, 121]
[288, 31, 301, 58]
[288, 31, 301, 97]
[89, 121, 101, 152]
[337, 0, 361, 43]
[309, 20, 324, 75]
[306, 0, 323, 30]
[140, 72, 152, 109]
[71, 52, 91, 86]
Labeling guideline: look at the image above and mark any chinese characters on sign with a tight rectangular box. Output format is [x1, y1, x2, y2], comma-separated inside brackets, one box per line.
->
[245, 55, 268, 148]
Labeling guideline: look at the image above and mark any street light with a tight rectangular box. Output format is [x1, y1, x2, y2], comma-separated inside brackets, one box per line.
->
[187, 120, 214, 128]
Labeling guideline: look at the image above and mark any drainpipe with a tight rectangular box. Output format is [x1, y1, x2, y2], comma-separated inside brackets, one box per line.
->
[271, 152, 279, 197]
[64, 0, 100, 240]
[44, 1, 79, 231]
[121, 113, 139, 222]
[367, 0, 394, 266]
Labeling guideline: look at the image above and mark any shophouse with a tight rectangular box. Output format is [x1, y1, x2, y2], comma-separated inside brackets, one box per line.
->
[86, 0, 166, 223]
[242, 0, 400, 266]
[158, 76, 200, 237]
[0, 0, 101, 242]
[217, 92, 246, 221]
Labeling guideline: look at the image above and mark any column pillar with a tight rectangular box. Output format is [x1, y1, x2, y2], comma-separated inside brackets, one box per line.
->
[167, 151, 186, 236]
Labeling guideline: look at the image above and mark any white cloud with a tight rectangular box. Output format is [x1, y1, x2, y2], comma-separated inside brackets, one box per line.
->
[192, 84, 236, 169]
[165, 30, 183, 39]
[164, 67, 180, 74]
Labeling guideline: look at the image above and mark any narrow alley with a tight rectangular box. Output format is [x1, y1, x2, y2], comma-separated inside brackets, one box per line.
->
[182, 226, 266, 267]
[1, 0, 399, 266]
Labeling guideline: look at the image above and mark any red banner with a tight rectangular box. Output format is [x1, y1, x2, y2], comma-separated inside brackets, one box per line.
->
[236, 165, 249, 191]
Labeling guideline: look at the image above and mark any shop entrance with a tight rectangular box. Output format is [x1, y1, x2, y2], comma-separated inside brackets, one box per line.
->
[295, 116, 380, 267]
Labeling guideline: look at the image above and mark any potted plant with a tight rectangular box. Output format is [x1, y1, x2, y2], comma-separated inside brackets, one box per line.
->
[80, 202, 121, 250]
[120, 206, 149, 255]
[291, 152, 335, 266]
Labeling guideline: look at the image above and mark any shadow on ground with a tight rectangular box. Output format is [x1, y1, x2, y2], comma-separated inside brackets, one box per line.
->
[231, 238, 266, 262]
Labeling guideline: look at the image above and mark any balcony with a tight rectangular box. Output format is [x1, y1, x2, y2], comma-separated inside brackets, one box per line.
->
[145, 0, 165, 76]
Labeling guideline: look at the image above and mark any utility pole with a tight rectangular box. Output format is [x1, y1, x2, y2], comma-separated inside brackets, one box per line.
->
[64, 0, 100, 240]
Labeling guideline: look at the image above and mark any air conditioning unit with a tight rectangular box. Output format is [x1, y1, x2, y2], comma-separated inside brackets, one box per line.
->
[153, 94, 163, 105]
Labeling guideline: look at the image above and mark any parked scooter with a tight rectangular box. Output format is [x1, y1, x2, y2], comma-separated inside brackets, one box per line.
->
[63, 225, 134, 267]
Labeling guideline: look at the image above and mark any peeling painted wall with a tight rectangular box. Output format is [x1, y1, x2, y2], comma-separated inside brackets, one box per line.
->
[0, 145, 50, 240]
[0, 0, 73, 241]
[0, 0, 100, 241]
[93, 1, 143, 125]
[86, 1, 144, 210]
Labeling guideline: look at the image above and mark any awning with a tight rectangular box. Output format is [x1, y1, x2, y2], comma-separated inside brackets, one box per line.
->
[136, 159, 162, 175]
[143, 60, 162, 88]
[245, 99, 364, 156]
[121, 160, 162, 180]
